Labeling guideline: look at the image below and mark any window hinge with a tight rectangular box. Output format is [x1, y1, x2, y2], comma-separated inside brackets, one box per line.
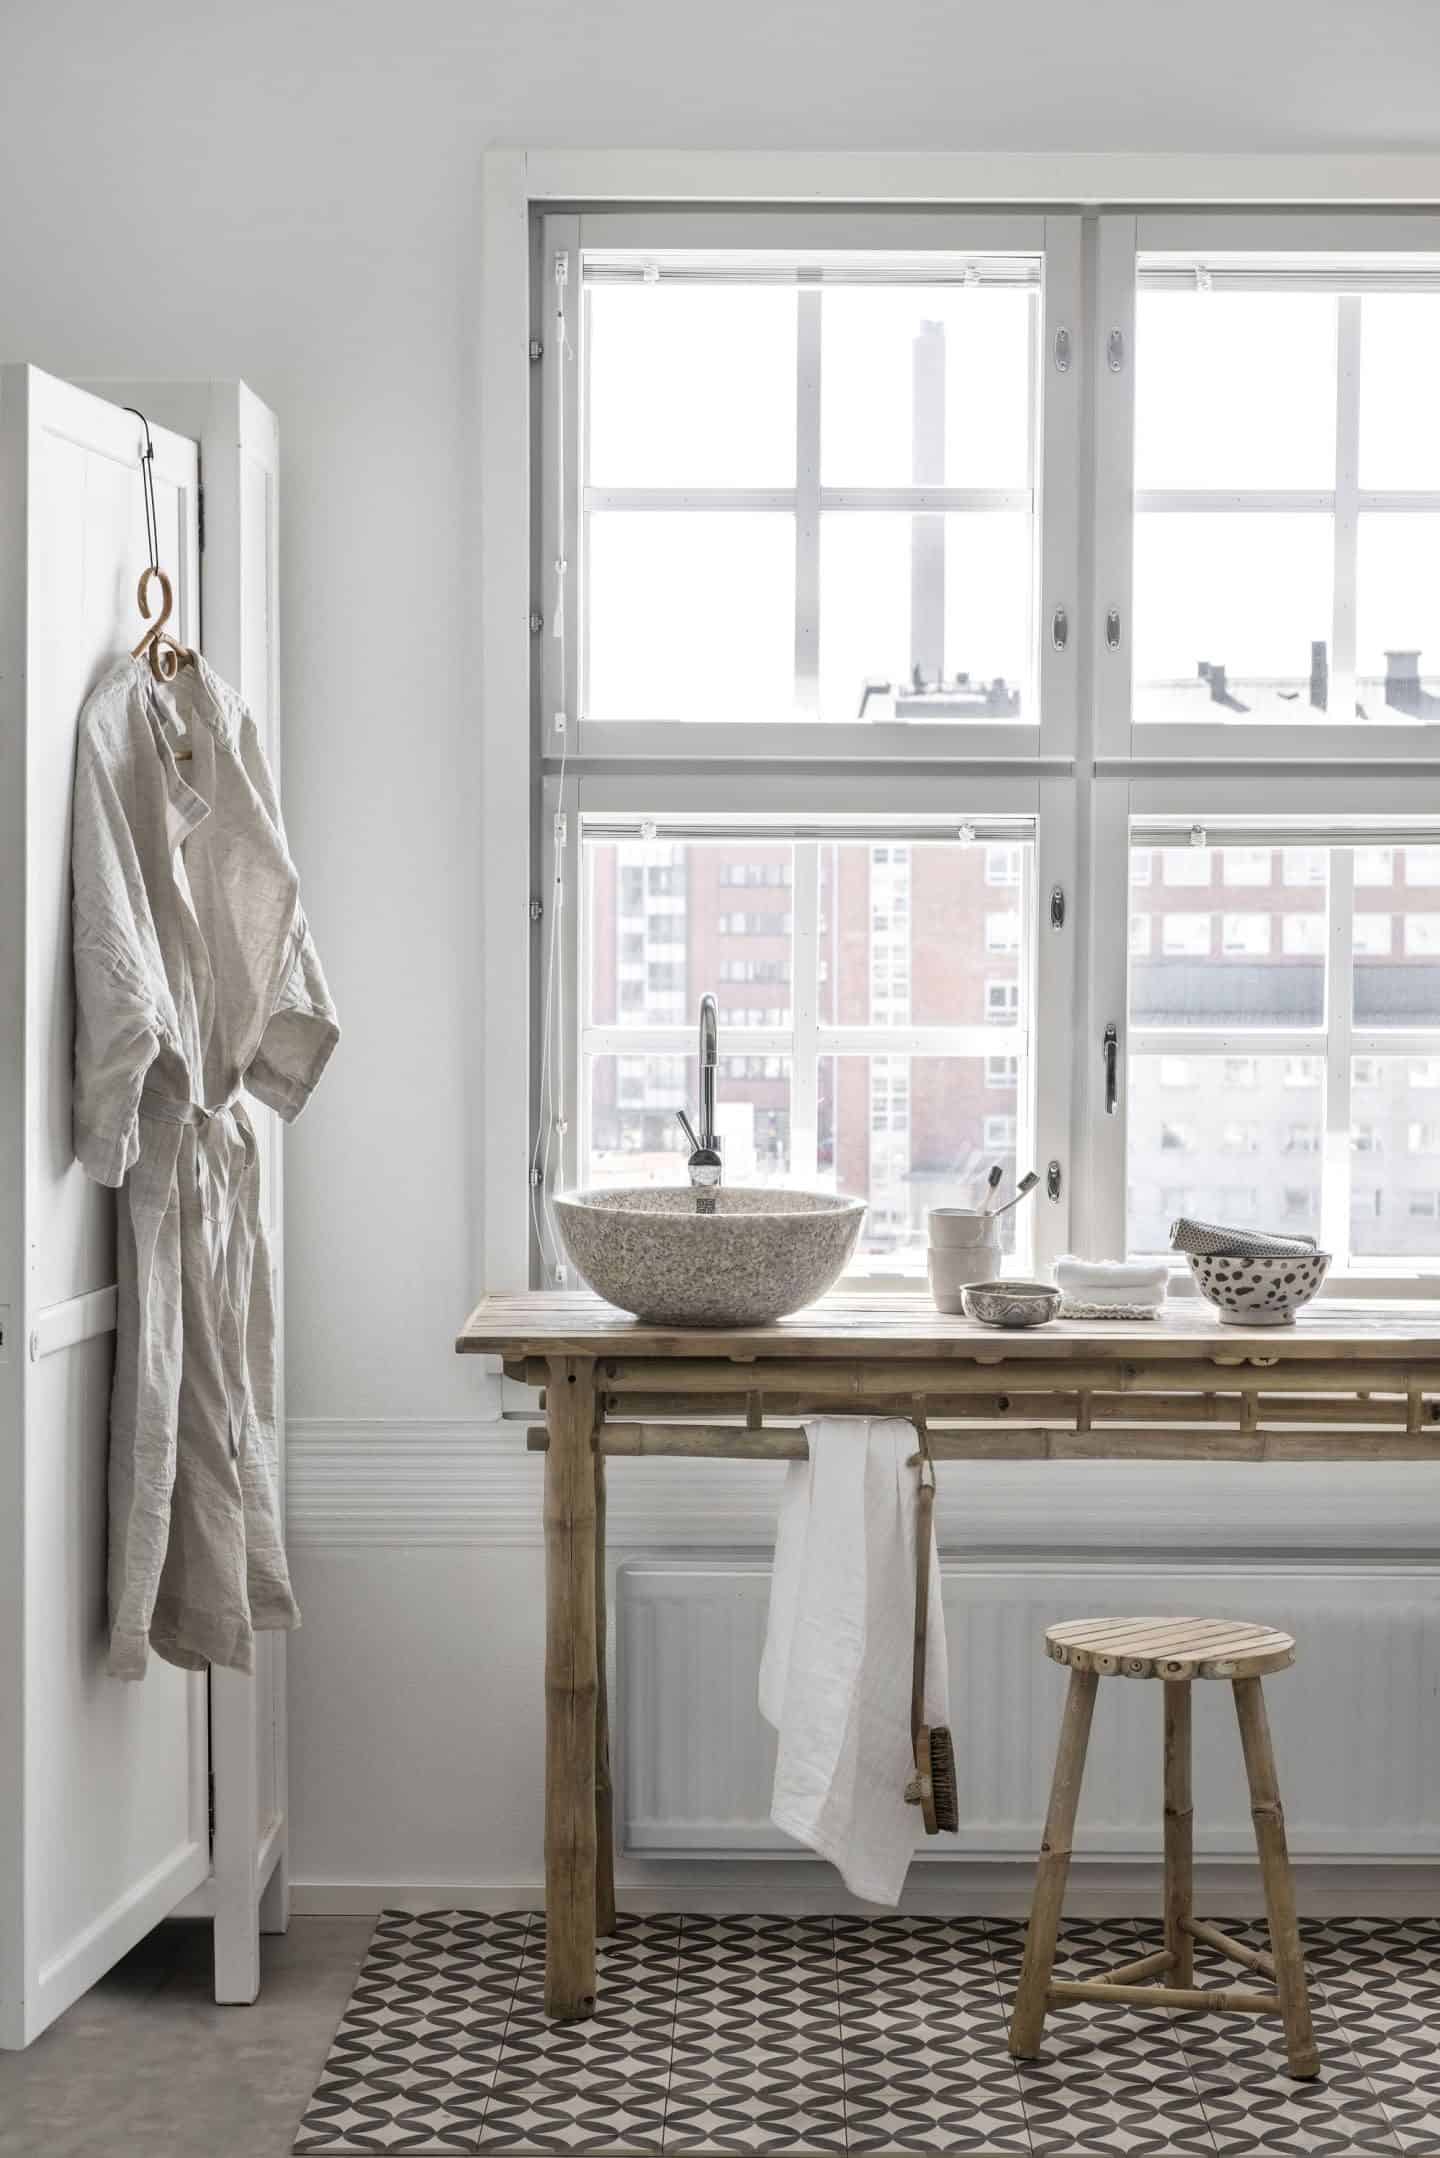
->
[529, 610, 544, 634]
[1053, 326, 1072, 373]
[1107, 326, 1126, 373]
[1046, 1160, 1063, 1202]
[529, 337, 544, 362]
[529, 896, 544, 923]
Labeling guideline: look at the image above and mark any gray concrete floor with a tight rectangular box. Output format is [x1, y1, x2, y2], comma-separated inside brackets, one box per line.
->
[0, 1916, 371, 2158]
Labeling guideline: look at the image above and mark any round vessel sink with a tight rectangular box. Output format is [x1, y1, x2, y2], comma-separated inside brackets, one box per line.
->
[553, 1186, 867, 1327]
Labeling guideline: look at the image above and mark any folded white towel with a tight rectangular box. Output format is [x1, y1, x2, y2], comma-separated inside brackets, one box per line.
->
[1055, 1256, 1170, 1293]
[759, 1418, 949, 1907]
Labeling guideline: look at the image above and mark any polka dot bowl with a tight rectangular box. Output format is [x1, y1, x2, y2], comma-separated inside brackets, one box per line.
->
[1187, 1248, 1331, 1326]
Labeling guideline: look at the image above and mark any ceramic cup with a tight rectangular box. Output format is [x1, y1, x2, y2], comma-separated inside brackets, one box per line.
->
[927, 1207, 1001, 1253]
[927, 1246, 1000, 1314]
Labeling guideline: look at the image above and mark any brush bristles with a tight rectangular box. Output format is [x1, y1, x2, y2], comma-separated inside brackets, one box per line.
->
[928, 1726, 959, 1833]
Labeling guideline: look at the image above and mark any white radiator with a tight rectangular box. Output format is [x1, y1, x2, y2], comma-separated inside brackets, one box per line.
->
[615, 1556, 1440, 1862]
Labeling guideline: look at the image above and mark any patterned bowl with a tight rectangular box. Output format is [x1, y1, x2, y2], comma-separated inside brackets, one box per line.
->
[1187, 1249, 1331, 1326]
[961, 1280, 1062, 1329]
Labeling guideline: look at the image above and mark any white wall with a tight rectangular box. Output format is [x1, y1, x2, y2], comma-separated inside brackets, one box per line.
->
[6, 0, 1440, 1903]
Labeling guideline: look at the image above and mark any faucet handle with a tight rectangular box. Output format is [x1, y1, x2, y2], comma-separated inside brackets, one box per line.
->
[676, 1109, 700, 1153]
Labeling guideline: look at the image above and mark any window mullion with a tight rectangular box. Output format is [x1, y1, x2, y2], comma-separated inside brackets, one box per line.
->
[1330, 296, 1362, 727]
[791, 842, 820, 1182]
[1321, 847, 1356, 1263]
[793, 285, 822, 716]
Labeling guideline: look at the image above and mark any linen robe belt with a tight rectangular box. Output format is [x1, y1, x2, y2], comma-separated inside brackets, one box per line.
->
[139, 1081, 259, 1459]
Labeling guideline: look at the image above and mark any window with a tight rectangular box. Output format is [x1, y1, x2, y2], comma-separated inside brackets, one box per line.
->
[1283, 915, 1326, 958]
[524, 205, 1440, 1298]
[1128, 837, 1440, 1262]
[1162, 914, 1212, 957]
[580, 240, 1042, 733]
[577, 830, 1036, 1271]
[1223, 914, 1271, 956]
[1223, 849, 1273, 887]
[1131, 261, 1440, 735]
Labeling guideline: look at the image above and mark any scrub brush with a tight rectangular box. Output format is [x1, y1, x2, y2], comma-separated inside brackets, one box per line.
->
[904, 1408, 959, 1835]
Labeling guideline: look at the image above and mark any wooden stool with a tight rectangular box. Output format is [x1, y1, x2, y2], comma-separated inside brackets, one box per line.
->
[1008, 1617, 1319, 2079]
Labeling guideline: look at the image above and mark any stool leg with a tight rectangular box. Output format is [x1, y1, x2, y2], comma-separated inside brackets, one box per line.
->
[1232, 1676, 1319, 2079]
[1163, 1681, 1194, 1987]
[1009, 1667, 1098, 2060]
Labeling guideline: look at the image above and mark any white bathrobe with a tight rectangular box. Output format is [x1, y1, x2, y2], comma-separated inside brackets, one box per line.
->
[72, 655, 338, 1678]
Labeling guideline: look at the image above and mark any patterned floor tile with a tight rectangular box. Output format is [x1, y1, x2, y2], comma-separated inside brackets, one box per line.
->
[295, 1911, 530, 2153]
[834, 1916, 1028, 2154]
[662, 1915, 845, 2154]
[294, 1910, 1440, 2156]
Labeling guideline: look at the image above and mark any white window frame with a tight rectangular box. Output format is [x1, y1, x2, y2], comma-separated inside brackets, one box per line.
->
[553, 206, 1082, 768]
[1125, 801, 1440, 1285]
[483, 158, 1440, 1305]
[1096, 208, 1440, 764]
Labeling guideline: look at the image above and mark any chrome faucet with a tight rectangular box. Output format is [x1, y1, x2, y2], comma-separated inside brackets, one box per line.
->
[676, 992, 723, 1190]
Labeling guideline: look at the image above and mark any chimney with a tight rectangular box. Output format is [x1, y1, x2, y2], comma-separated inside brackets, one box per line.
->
[1386, 650, 1421, 717]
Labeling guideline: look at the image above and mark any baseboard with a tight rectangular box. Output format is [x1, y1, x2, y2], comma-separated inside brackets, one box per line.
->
[291, 1857, 1440, 1921]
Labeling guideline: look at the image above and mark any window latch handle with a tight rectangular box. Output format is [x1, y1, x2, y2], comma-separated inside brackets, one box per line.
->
[1103, 1023, 1119, 1116]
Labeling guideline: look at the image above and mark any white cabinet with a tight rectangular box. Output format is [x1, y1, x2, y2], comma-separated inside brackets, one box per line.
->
[0, 366, 289, 2047]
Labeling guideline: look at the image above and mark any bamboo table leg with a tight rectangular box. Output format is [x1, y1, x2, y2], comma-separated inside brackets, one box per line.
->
[594, 1444, 617, 1937]
[544, 1356, 599, 2019]
[1163, 1681, 1194, 1988]
[1009, 1667, 1098, 2060]
[1232, 1676, 1319, 2079]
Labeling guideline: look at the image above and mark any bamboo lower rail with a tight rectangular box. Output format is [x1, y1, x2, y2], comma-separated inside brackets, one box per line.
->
[456, 1290, 1440, 2024]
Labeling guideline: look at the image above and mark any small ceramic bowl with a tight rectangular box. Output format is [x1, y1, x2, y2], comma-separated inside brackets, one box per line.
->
[961, 1279, 1062, 1329]
[928, 1248, 999, 1314]
[1188, 1249, 1331, 1326]
[928, 1207, 1001, 1253]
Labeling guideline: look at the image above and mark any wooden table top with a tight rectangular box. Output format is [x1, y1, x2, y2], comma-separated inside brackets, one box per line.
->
[456, 1290, 1440, 1365]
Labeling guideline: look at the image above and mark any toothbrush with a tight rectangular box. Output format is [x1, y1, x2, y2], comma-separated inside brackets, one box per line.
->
[981, 1162, 1003, 1211]
[989, 1170, 1040, 1220]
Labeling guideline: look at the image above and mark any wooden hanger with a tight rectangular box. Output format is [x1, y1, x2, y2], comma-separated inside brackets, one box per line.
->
[125, 409, 198, 755]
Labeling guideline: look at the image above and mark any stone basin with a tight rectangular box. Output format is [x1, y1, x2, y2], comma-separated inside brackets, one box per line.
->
[552, 1187, 867, 1327]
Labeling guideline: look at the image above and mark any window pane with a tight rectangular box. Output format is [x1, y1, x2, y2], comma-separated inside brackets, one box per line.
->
[820, 285, 1033, 489]
[1359, 295, 1440, 491]
[1132, 514, 1333, 725]
[586, 1053, 791, 1188]
[820, 1054, 1028, 1268]
[819, 840, 1029, 1027]
[1135, 290, 1336, 491]
[1353, 845, 1440, 1026]
[586, 513, 796, 721]
[1349, 1057, 1440, 1259]
[1130, 847, 1326, 1028]
[586, 284, 797, 488]
[1127, 1055, 1323, 1254]
[819, 511, 1032, 723]
[1355, 513, 1440, 723]
[587, 840, 793, 1029]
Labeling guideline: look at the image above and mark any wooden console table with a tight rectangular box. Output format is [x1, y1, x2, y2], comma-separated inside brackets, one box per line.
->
[455, 1291, 1440, 2021]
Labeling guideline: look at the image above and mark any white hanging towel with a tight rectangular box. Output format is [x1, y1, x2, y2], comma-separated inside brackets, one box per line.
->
[759, 1417, 949, 1907]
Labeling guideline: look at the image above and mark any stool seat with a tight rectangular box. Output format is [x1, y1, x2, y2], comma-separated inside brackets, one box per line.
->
[1045, 1616, 1295, 1681]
